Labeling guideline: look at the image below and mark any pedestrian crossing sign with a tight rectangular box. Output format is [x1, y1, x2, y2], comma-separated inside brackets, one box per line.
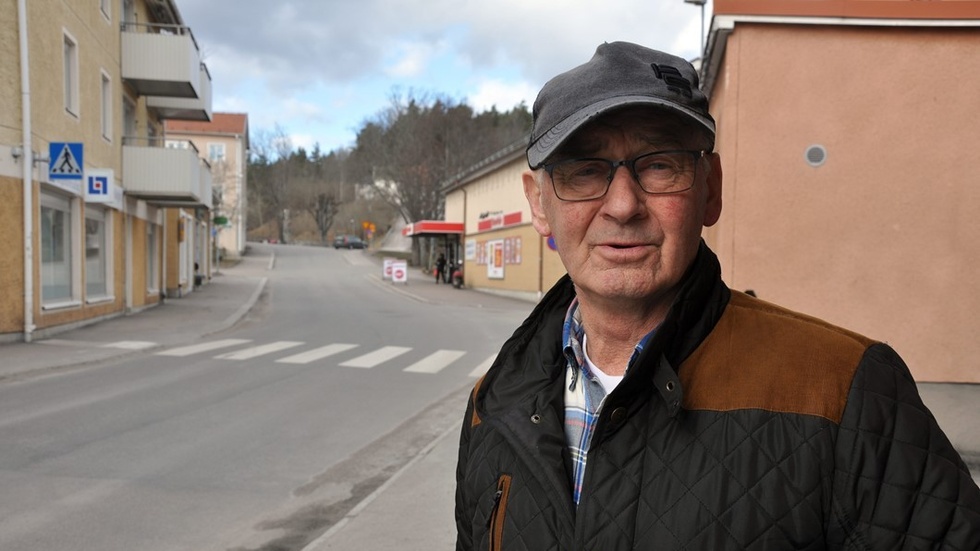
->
[49, 142, 84, 180]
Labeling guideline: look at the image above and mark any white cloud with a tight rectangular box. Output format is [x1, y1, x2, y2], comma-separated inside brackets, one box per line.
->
[289, 133, 318, 152]
[385, 41, 439, 78]
[467, 79, 538, 112]
[178, 0, 706, 152]
[281, 97, 325, 121]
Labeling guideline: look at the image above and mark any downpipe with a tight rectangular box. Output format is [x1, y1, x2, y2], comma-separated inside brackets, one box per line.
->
[18, 0, 35, 342]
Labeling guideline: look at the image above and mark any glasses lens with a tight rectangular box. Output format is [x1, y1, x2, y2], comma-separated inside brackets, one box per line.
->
[551, 159, 611, 200]
[634, 151, 697, 194]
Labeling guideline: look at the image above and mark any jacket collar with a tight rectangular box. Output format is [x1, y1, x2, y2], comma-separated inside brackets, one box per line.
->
[479, 241, 730, 417]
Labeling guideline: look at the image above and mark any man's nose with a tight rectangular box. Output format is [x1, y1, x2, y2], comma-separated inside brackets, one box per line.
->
[601, 165, 645, 216]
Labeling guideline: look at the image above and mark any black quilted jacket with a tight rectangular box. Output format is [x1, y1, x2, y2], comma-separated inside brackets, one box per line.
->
[455, 244, 980, 550]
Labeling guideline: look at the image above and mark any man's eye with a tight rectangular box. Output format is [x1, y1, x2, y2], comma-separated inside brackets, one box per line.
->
[566, 162, 607, 179]
[637, 158, 678, 173]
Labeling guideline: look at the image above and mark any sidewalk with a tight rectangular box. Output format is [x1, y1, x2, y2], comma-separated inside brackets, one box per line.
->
[2, 247, 977, 551]
[0, 251, 271, 383]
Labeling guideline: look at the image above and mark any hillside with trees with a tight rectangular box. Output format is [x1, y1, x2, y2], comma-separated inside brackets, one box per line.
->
[246, 92, 531, 250]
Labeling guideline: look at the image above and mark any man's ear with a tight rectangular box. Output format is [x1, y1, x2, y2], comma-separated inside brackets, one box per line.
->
[523, 170, 552, 237]
[703, 153, 723, 227]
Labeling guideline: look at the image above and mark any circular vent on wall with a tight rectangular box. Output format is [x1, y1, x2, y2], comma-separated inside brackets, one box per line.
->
[805, 145, 827, 167]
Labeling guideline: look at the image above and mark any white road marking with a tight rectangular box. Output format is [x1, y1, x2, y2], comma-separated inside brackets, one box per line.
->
[102, 340, 158, 350]
[214, 341, 304, 360]
[468, 354, 497, 378]
[403, 350, 467, 374]
[276, 343, 359, 364]
[339, 346, 412, 368]
[157, 338, 253, 357]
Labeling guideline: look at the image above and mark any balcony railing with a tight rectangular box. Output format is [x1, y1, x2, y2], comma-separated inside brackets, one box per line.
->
[121, 22, 203, 98]
[147, 63, 213, 121]
[122, 137, 211, 208]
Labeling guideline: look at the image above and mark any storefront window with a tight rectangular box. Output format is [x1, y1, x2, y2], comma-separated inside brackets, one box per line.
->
[41, 194, 74, 303]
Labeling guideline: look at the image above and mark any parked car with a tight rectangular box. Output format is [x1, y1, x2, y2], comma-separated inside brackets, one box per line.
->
[333, 235, 366, 249]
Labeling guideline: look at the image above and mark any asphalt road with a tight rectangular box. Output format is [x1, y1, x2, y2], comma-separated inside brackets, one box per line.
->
[0, 244, 532, 551]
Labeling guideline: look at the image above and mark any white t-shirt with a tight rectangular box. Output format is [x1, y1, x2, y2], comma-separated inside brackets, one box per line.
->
[582, 333, 624, 394]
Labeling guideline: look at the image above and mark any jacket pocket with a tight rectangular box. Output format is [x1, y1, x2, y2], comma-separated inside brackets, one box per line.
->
[487, 474, 512, 551]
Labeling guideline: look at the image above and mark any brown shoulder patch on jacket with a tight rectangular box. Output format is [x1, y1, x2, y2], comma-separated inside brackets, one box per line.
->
[470, 375, 486, 428]
[679, 291, 876, 423]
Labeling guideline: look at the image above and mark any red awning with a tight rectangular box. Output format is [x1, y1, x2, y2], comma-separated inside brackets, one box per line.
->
[402, 220, 464, 237]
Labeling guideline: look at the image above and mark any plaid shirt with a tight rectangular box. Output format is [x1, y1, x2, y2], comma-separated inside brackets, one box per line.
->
[562, 298, 655, 505]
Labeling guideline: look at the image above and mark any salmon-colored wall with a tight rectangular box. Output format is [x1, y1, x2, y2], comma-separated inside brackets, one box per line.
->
[715, 0, 980, 19]
[705, 24, 980, 382]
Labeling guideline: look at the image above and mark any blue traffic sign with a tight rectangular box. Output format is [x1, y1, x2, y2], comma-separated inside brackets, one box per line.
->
[49, 142, 84, 180]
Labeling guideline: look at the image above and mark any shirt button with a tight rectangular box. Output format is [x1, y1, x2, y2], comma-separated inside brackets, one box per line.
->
[610, 407, 627, 424]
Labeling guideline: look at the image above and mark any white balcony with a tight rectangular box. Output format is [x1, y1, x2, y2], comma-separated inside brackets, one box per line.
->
[123, 139, 209, 207]
[121, 23, 202, 98]
[147, 64, 213, 121]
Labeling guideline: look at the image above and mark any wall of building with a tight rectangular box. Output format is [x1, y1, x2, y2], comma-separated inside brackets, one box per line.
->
[28, 0, 122, 174]
[705, 23, 980, 382]
[447, 155, 569, 300]
[0, 176, 25, 334]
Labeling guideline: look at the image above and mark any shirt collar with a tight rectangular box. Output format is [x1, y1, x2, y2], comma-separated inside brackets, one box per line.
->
[562, 298, 658, 390]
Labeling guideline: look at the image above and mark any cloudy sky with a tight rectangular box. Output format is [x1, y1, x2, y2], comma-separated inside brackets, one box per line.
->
[177, 0, 712, 153]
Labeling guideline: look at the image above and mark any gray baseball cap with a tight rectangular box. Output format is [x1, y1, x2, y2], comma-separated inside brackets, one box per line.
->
[526, 41, 715, 168]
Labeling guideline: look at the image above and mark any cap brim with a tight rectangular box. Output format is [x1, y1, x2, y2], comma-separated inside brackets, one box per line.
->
[526, 96, 715, 168]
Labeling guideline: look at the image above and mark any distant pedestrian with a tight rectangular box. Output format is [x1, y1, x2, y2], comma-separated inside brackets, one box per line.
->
[435, 253, 447, 284]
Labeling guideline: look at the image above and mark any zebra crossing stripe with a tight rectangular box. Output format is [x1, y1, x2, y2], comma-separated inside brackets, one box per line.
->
[157, 339, 253, 357]
[276, 343, 359, 364]
[468, 354, 497, 378]
[403, 350, 467, 374]
[103, 341, 157, 350]
[215, 341, 304, 360]
[339, 346, 412, 368]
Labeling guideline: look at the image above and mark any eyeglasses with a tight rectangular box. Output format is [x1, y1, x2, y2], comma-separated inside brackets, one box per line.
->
[543, 150, 706, 202]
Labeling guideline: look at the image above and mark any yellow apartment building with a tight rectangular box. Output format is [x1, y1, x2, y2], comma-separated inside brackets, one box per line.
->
[1, 0, 213, 342]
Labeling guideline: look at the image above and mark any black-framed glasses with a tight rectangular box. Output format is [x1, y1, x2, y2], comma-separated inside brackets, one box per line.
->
[543, 150, 706, 202]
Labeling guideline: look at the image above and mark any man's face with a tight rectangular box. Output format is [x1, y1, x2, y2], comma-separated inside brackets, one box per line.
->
[523, 110, 722, 307]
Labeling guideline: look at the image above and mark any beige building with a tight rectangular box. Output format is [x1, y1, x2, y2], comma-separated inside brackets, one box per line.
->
[440, 142, 566, 302]
[166, 113, 250, 260]
[1, 0, 213, 342]
[700, 0, 980, 382]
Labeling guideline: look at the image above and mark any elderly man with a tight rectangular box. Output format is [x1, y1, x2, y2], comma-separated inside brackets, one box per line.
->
[454, 41, 980, 550]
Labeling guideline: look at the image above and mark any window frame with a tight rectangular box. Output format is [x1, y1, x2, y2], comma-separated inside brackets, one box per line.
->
[40, 191, 81, 309]
[146, 223, 159, 294]
[63, 30, 79, 117]
[208, 143, 226, 163]
[100, 70, 113, 141]
[84, 206, 113, 302]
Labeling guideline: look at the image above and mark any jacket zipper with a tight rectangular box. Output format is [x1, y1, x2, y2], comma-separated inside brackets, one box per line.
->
[487, 474, 512, 551]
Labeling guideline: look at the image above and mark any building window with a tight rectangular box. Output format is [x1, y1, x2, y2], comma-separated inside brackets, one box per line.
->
[165, 140, 190, 149]
[63, 32, 79, 116]
[85, 207, 110, 299]
[41, 192, 76, 304]
[101, 72, 112, 141]
[208, 143, 226, 163]
[147, 223, 158, 292]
